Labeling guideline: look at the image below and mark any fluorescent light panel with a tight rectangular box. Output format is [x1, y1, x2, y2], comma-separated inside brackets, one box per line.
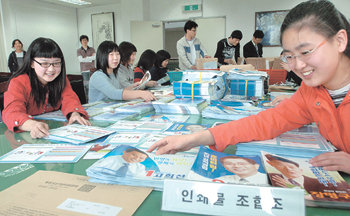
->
[58, 0, 91, 5]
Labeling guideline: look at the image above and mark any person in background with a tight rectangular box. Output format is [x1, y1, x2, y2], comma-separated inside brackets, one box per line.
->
[214, 30, 243, 66]
[176, 20, 210, 70]
[77, 35, 96, 99]
[3, 37, 90, 139]
[134, 49, 158, 88]
[148, 0, 350, 175]
[117, 41, 137, 89]
[150, 50, 171, 85]
[89, 41, 155, 103]
[8, 39, 26, 73]
[243, 30, 264, 58]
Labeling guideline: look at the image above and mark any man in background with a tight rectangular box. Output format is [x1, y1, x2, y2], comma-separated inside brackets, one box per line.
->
[214, 30, 243, 66]
[243, 30, 264, 58]
[77, 35, 96, 99]
[176, 20, 210, 70]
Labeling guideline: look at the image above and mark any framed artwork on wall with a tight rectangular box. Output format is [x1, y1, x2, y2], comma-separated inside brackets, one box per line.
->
[255, 10, 289, 47]
[91, 12, 115, 48]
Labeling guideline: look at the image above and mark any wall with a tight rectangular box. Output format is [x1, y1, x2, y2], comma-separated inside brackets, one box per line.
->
[149, 0, 350, 58]
[1, 0, 80, 73]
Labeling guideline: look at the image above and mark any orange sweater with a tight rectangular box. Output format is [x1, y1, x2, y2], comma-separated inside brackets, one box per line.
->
[209, 82, 350, 153]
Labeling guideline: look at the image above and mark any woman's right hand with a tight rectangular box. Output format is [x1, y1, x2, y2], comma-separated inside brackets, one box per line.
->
[19, 119, 50, 139]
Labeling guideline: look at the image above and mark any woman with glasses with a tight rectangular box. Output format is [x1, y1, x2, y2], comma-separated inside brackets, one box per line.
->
[3, 37, 90, 138]
[149, 0, 350, 174]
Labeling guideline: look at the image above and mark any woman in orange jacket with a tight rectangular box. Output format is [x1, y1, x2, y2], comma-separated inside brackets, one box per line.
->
[148, 0, 350, 174]
[3, 37, 90, 138]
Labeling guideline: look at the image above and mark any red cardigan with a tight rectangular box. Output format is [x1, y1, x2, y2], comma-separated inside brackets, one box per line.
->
[209, 82, 350, 153]
[3, 74, 88, 132]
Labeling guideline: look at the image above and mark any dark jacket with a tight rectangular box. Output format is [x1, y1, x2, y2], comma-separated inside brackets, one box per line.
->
[243, 41, 262, 58]
[8, 51, 26, 73]
[214, 38, 240, 65]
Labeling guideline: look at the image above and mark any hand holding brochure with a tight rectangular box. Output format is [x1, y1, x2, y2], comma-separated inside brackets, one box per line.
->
[133, 71, 151, 90]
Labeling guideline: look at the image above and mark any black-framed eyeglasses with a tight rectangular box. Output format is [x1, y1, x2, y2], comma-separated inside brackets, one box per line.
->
[33, 59, 62, 68]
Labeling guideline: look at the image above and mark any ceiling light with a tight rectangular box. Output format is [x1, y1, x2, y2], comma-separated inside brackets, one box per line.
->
[58, 0, 92, 6]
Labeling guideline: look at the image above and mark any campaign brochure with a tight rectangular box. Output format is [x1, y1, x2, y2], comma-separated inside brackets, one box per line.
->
[188, 146, 269, 186]
[108, 120, 172, 133]
[261, 151, 350, 209]
[165, 122, 211, 134]
[138, 114, 189, 123]
[45, 124, 115, 144]
[33, 110, 66, 121]
[86, 145, 196, 191]
[0, 144, 92, 163]
[133, 71, 151, 90]
[152, 98, 208, 115]
[235, 133, 334, 158]
[201, 104, 263, 120]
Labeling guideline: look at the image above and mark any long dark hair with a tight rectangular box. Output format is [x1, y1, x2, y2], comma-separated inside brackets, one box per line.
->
[155, 50, 171, 68]
[96, 41, 120, 77]
[136, 49, 156, 71]
[119, 41, 137, 66]
[280, 0, 350, 58]
[10, 37, 66, 108]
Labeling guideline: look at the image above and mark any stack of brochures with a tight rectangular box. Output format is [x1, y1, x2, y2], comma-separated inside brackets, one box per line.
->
[45, 124, 115, 144]
[261, 151, 350, 209]
[188, 146, 269, 186]
[227, 68, 267, 99]
[235, 132, 335, 158]
[91, 112, 137, 122]
[86, 145, 196, 190]
[83, 101, 125, 116]
[107, 120, 173, 133]
[34, 110, 66, 122]
[172, 72, 227, 101]
[113, 101, 154, 115]
[201, 104, 264, 120]
[165, 122, 211, 134]
[152, 98, 208, 115]
[138, 114, 189, 123]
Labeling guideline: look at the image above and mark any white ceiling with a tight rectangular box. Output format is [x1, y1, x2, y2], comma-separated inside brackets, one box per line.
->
[38, 0, 119, 8]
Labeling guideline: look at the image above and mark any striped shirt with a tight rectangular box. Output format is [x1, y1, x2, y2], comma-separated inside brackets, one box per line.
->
[326, 83, 350, 107]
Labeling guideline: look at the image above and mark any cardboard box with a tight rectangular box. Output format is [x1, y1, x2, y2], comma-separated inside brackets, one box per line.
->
[195, 57, 218, 69]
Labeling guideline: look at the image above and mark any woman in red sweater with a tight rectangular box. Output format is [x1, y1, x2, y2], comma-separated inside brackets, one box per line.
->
[3, 37, 90, 138]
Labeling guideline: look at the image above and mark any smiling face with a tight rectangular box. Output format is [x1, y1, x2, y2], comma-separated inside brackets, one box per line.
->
[31, 57, 61, 85]
[282, 26, 347, 89]
[107, 51, 120, 73]
[222, 158, 259, 178]
[14, 40, 23, 52]
[122, 150, 148, 163]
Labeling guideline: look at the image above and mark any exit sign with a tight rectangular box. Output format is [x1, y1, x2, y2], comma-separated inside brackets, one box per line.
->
[183, 4, 202, 12]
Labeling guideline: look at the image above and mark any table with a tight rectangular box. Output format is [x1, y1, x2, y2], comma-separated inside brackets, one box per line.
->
[0, 117, 349, 216]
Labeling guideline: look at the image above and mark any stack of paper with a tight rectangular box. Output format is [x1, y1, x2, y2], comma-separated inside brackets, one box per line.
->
[34, 110, 66, 121]
[165, 122, 211, 134]
[113, 101, 154, 115]
[172, 72, 227, 101]
[46, 124, 115, 144]
[152, 98, 208, 115]
[227, 68, 267, 99]
[236, 133, 335, 158]
[86, 145, 196, 191]
[138, 114, 189, 123]
[202, 104, 263, 120]
[107, 120, 173, 133]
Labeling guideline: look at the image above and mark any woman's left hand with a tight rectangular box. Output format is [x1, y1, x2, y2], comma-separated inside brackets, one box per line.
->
[310, 151, 350, 174]
[68, 112, 91, 126]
